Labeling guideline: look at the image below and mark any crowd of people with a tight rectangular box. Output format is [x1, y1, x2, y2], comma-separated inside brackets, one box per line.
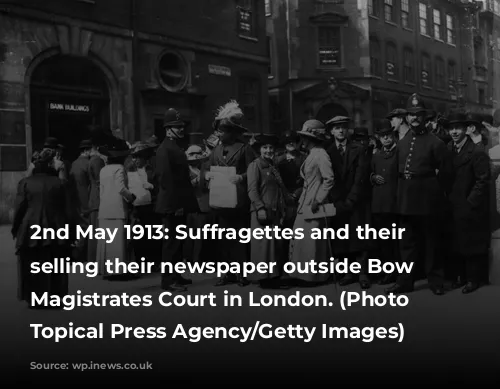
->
[11, 93, 500, 309]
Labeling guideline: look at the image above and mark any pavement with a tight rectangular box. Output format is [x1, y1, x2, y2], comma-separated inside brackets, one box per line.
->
[1, 225, 500, 387]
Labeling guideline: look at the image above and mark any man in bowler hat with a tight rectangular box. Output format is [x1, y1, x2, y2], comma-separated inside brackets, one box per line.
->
[385, 94, 453, 295]
[155, 108, 199, 292]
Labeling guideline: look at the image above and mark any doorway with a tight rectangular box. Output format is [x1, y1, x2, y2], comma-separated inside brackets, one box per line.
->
[30, 55, 110, 162]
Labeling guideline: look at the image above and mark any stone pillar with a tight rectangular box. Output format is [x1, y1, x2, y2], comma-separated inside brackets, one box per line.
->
[489, 144, 500, 285]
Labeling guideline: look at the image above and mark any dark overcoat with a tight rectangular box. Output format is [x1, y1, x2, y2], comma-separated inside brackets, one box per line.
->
[396, 126, 453, 216]
[327, 141, 372, 253]
[69, 155, 90, 217]
[155, 138, 199, 215]
[447, 138, 491, 256]
[12, 172, 73, 251]
[88, 155, 105, 213]
[371, 145, 398, 214]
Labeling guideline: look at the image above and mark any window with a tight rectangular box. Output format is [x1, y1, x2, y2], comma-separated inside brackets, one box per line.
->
[265, 0, 271, 16]
[401, 0, 410, 28]
[157, 51, 188, 92]
[237, 0, 256, 38]
[433, 9, 442, 40]
[318, 26, 342, 67]
[386, 42, 398, 79]
[446, 14, 455, 44]
[436, 57, 445, 90]
[419, 3, 428, 35]
[403, 48, 415, 83]
[478, 88, 485, 104]
[384, 0, 395, 23]
[448, 61, 456, 82]
[369, 0, 380, 17]
[239, 77, 260, 129]
[370, 38, 382, 77]
[422, 53, 432, 87]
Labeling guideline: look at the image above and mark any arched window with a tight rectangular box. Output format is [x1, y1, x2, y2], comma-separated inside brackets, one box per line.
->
[370, 37, 381, 77]
[386, 42, 398, 80]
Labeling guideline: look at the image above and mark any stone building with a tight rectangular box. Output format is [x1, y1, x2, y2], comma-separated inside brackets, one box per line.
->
[0, 0, 269, 223]
[266, 0, 493, 131]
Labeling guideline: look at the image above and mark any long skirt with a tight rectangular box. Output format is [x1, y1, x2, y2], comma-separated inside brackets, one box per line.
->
[288, 213, 330, 283]
[87, 211, 99, 262]
[17, 246, 69, 303]
[248, 211, 281, 282]
[96, 219, 128, 276]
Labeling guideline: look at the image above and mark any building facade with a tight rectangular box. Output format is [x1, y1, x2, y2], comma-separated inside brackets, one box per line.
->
[266, 0, 495, 132]
[0, 0, 269, 223]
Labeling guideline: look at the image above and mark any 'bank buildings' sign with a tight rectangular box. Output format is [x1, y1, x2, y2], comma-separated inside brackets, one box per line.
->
[48, 103, 91, 113]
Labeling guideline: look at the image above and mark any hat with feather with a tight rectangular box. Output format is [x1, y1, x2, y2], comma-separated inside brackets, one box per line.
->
[214, 100, 247, 133]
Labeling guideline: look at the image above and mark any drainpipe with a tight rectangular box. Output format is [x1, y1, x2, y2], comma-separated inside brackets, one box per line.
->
[131, 0, 141, 141]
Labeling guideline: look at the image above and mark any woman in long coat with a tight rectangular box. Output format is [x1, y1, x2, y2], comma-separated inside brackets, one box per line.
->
[288, 120, 334, 285]
[96, 142, 136, 278]
[247, 134, 288, 284]
[12, 149, 72, 309]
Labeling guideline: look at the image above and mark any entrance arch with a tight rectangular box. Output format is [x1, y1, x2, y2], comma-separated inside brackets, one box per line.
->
[315, 103, 349, 123]
[28, 54, 112, 161]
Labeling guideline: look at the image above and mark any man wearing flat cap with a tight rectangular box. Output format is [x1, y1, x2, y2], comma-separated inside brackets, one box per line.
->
[202, 100, 257, 287]
[326, 116, 372, 289]
[386, 109, 410, 141]
[385, 93, 453, 296]
[445, 112, 491, 293]
[155, 108, 199, 292]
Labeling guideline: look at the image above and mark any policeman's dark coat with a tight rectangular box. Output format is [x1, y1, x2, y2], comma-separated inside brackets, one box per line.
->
[155, 138, 199, 215]
[447, 138, 491, 256]
[69, 155, 91, 217]
[371, 146, 398, 214]
[327, 140, 372, 252]
[396, 125, 453, 215]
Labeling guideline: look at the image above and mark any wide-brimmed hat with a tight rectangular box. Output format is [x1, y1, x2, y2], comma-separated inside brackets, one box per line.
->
[100, 139, 130, 158]
[406, 93, 427, 114]
[253, 133, 280, 149]
[326, 115, 350, 127]
[446, 112, 468, 127]
[163, 108, 186, 128]
[78, 139, 93, 150]
[43, 137, 59, 149]
[280, 130, 300, 146]
[465, 112, 484, 128]
[386, 108, 407, 119]
[215, 100, 247, 132]
[185, 145, 209, 161]
[374, 119, 393, 136]
[297, 120, 329, 141]
[130, 140, 157, 156]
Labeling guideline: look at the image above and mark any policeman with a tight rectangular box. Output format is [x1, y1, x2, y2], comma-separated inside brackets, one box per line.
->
[385, 94, 453, 296]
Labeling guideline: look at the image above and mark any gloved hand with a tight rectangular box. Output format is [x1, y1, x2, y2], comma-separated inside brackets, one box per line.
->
[310, 199, 320, 213]
[229, 175, 243, 184]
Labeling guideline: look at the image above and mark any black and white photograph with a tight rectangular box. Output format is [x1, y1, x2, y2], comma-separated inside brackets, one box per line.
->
[1, 0, 500, 387]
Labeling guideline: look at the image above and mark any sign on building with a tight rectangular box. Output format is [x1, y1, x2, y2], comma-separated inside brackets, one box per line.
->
[48, 103, 91, 113]
[208, 65, 231, 77]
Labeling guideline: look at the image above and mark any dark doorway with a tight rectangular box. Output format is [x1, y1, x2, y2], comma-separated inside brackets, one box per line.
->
[30, 55, 110, 162]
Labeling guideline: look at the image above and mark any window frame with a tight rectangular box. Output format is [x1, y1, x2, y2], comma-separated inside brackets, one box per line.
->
[446, 14, 456, 45]
[419, 2, 429, 36]
[435, 57, 445, 90]
[385, 41, 399, 81]
[384, 0, 395, 24]
[401, 0, 411, 29]
[369, 0, 380, 18]
[238, 75, 261, 131]
[403, 47, 415, 84]
[433, 9, 442, 41]
[421, 53, 432, 88]
[317, 26, 343, 69]
[237, 0, 257, 40]
[370, 37, 382, 77]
